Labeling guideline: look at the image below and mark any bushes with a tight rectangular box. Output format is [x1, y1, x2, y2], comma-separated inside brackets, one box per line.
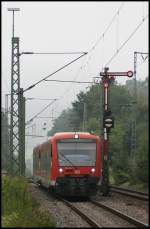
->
[2, 209, 55, 228]
[2, 176, 55, 228]
[2, 176, 32, 216]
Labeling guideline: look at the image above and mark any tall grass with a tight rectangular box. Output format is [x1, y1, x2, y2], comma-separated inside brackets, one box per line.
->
[2, 176, 55, 228]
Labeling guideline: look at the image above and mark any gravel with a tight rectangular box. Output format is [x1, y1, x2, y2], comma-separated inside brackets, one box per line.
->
[27, 183, 91, 228]
[27, 183, 149, 227]
[73, 201, 136, 228]
[93, 191, 149, 224]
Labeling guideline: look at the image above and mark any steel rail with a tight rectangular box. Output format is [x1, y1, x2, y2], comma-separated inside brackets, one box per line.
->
[28, 181, 148, 228]
[55, 195, 102, 228]
[109, 185, 148, 201]
[110, 185, 148, 195]
[90, 199, 148, 228]
[27, 182, 100, 227]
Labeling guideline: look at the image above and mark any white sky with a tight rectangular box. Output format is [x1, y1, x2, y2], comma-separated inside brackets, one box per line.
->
[2, 1, 149, 160]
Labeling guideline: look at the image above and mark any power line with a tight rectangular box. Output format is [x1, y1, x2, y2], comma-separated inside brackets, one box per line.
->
[21, 52, 87, 55]
[54, 2, 124, 101]
[23, 4, 125, 121]
[81, 2, 124, 72]
[44, 79, 93, 83]
[104, 14, 148, 68]
[25, 123, 36, 130]
[26, 97, 57, 101]
[53, 2, 125, 109]
[35, 116, 57, 119]
[88, 2, 124, 54]
[26, 99, 57, 125]
[31, 3, 125, 129]
[25, 134, 45, 138]
[23, 52, 87, 93]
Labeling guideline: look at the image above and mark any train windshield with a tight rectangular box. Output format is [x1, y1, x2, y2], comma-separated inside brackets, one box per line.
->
[57, 139, 96, 166]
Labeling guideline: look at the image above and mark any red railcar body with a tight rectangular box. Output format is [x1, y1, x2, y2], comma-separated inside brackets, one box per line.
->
[33, 132, 102, 196]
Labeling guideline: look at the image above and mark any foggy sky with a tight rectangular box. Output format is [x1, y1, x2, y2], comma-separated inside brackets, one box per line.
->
[2, 1, 148, 159]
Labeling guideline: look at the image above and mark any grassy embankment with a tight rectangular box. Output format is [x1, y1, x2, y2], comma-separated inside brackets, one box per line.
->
[2, 176, 55, 228]
[109, 167, 148, 192]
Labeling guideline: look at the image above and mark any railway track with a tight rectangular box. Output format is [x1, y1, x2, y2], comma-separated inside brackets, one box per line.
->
[90, 199, 148, 228]
[30, 183, 102, 227]
[56, 196, 148, 228]
[109, 185, 149, 201]
[28, 180, 148, 227]
[54, 194, 102, 228]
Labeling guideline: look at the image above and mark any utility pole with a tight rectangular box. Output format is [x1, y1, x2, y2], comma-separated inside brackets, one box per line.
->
[82, 103, 87, 131]
[100, 67, 133, 195]
[8, 8, 23, 175]
[131, 51, 149, 156]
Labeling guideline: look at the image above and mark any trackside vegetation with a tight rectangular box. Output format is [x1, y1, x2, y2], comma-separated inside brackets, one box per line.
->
[2, 176, 55, 228]
[47, 78, 148, 190]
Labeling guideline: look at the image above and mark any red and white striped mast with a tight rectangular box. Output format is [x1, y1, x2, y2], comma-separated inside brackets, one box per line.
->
[100, 67, 133, 195]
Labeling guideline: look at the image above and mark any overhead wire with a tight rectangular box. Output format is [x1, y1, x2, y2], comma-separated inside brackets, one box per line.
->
[84, 2, 125, 69]
[142, 2, 145, 20]
[24, 3, 125, 121]
[25, 54, 88, 125]
[69, 2, 124, 83]
[51, 58, 89, 109]
[102, 34, 105, 70]
[44, 79, 93, 83]
[103, 14, 148, 69]
[26, 3, 148, 129]
[51, 3, 125, 115]
[88, 2, 124, 54]
[23, 52, 87, 55]
[55, 4, 148, 118]
[26, 99, 57, 125]
[54, 2, 124, 103]
[116, 9, 119, 54]
[23, 52, 87, 93]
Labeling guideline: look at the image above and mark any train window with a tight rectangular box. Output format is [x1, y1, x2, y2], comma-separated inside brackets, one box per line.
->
[57, 141, 96, 166]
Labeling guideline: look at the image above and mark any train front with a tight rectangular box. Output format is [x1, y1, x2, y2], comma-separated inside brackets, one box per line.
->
[52, 132, 101, 197]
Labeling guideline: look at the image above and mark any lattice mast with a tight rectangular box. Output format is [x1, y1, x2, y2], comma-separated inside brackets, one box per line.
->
[8, 8, 23, 175]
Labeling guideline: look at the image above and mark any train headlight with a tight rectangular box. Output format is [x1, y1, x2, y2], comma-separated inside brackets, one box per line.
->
[59, 168, 63, 173]
[91, 168, 95, 173]
[75, 134, 79, 139]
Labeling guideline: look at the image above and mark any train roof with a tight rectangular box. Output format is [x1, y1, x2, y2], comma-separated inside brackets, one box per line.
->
[54, 132, 90, 136]
[53, 132, 99, 140]
[33, 132, 100, 151]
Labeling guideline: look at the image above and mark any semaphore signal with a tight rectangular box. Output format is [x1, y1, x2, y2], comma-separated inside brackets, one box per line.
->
[100, 67, 133, 196]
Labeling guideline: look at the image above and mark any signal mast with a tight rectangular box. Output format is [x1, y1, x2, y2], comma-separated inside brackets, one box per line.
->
[100, 67, 133, 195]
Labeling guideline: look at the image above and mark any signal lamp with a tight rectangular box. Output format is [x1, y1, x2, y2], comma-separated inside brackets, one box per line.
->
[127, 71, 133, 77]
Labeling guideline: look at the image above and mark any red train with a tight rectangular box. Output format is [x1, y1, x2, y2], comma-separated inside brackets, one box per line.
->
[33, 132, 102, 196]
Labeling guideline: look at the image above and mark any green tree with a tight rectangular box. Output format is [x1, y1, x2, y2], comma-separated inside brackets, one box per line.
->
[109, 121, 129, 184]
[135, 128, 148, 184]
[86, 117, 100, 135]
[47, 108, 79, 136]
